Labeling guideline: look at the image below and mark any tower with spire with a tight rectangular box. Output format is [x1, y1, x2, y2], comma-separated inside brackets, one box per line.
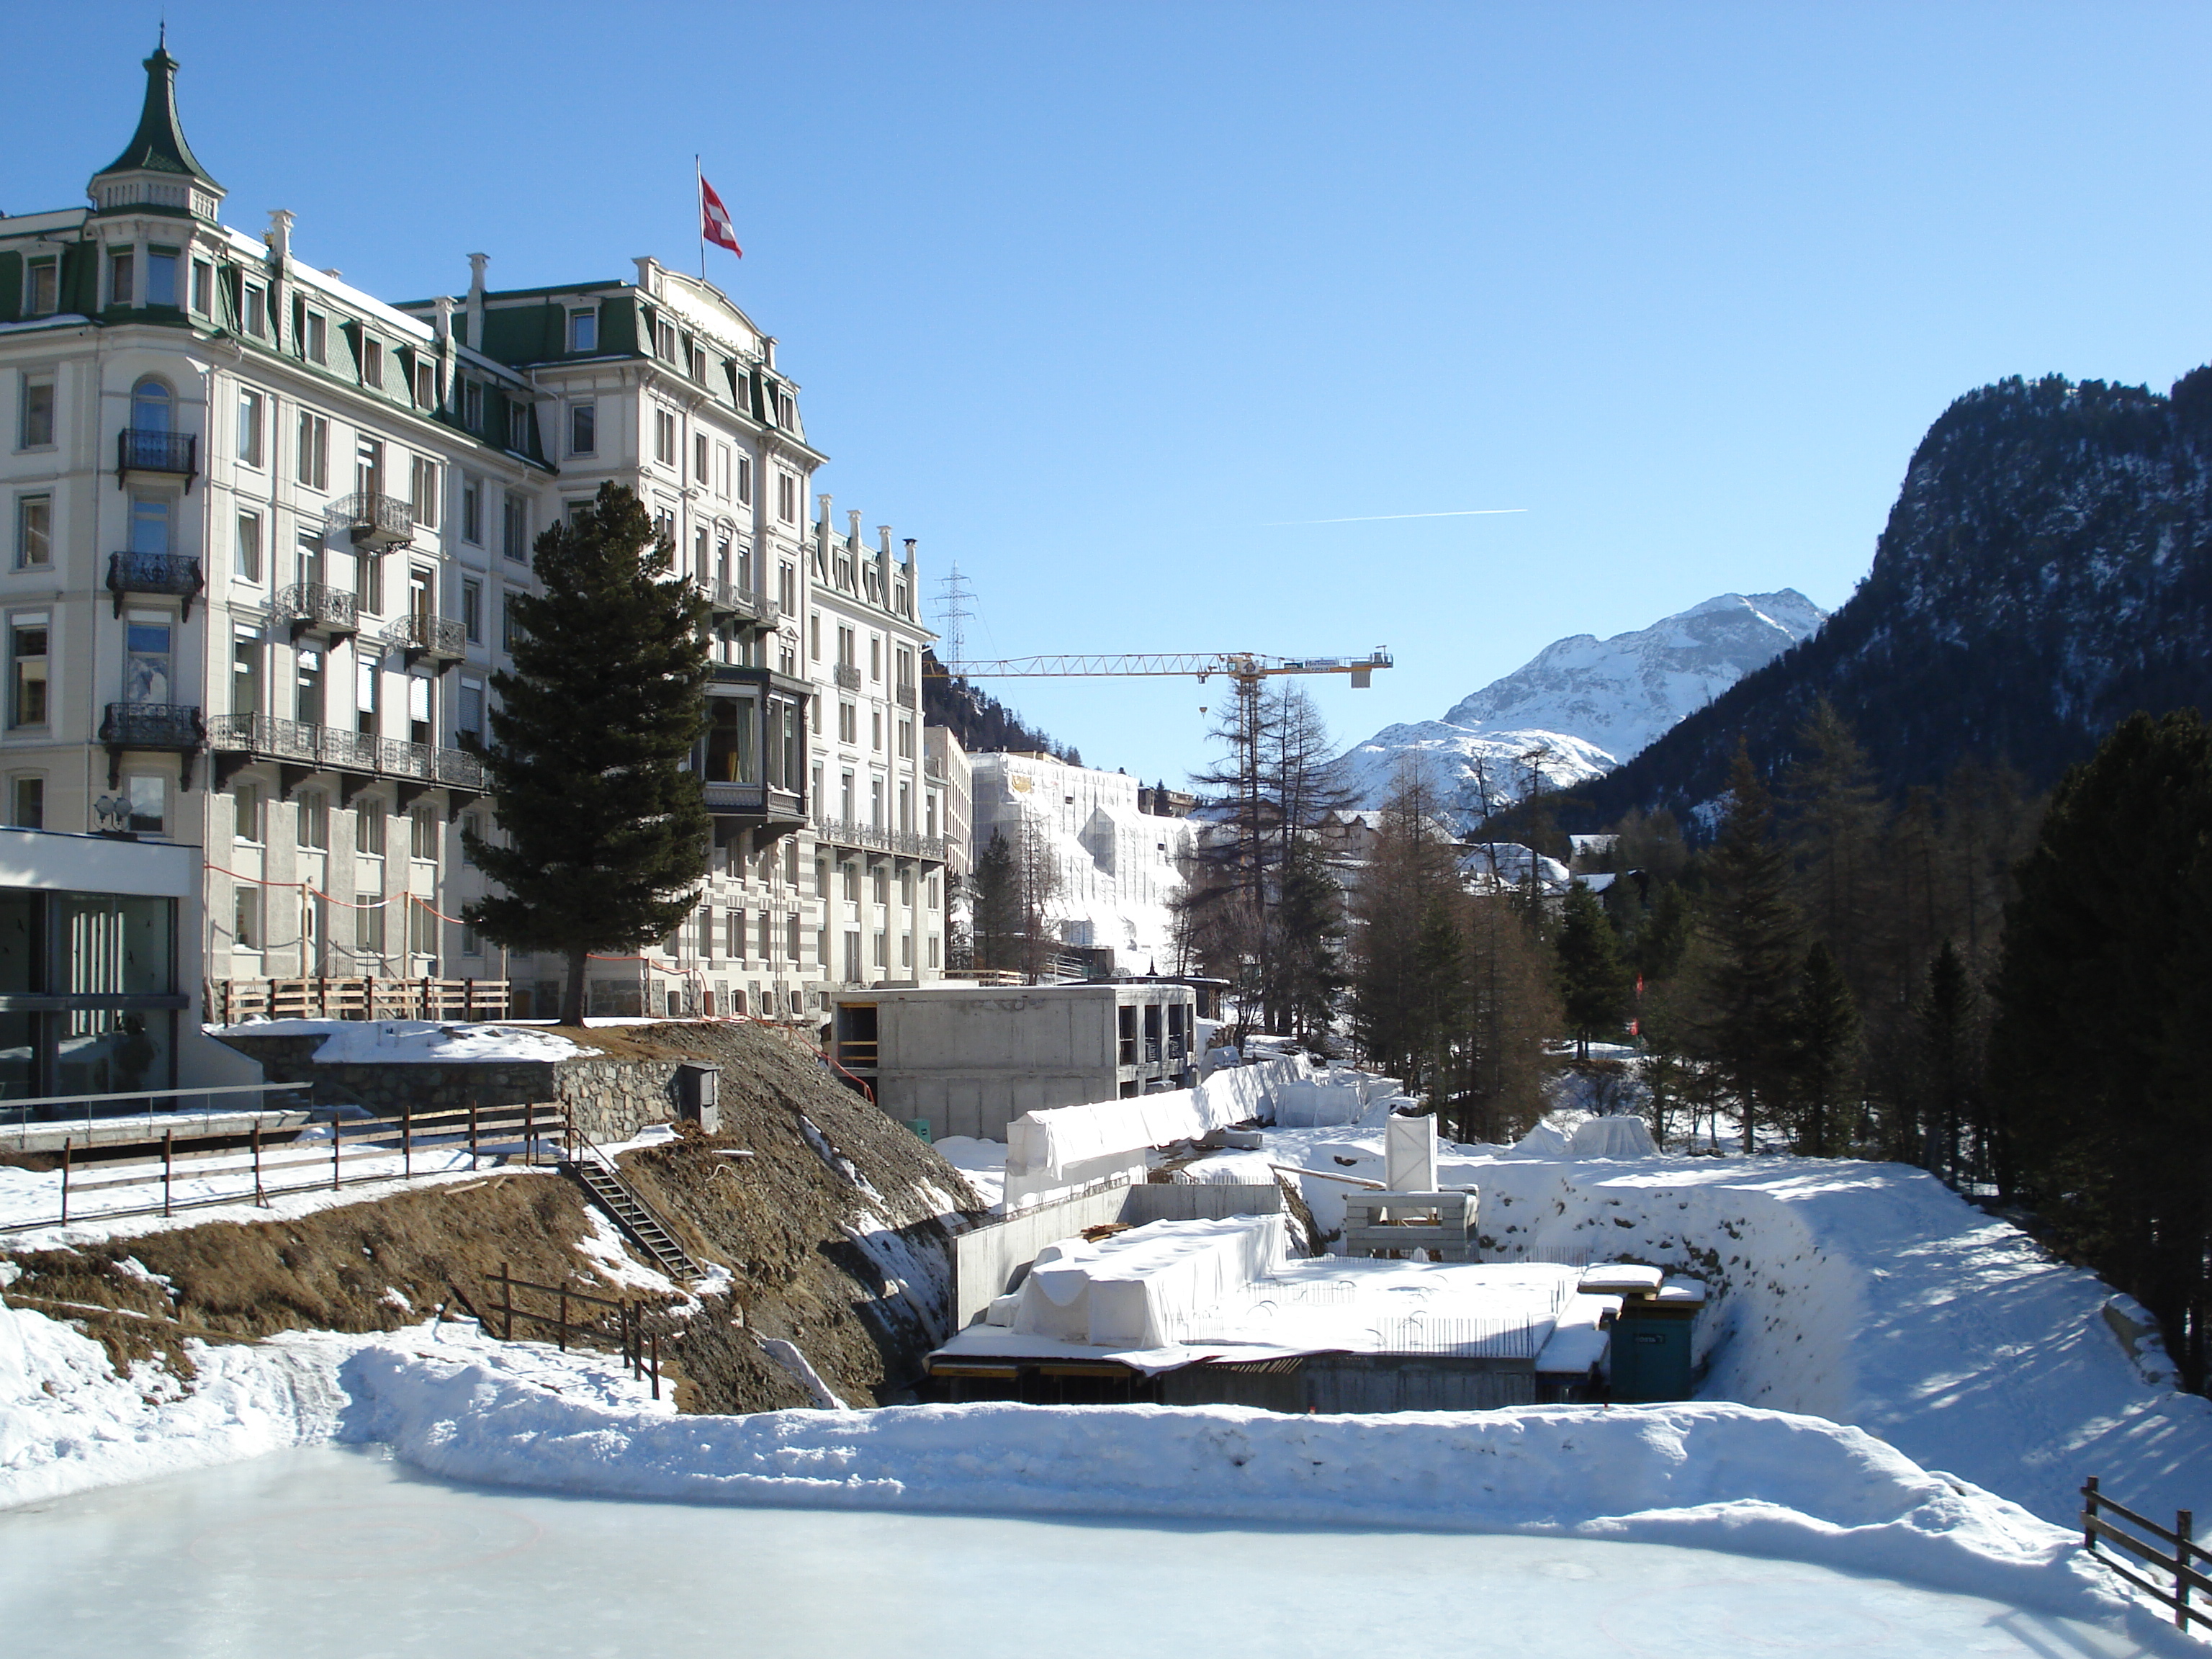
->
[87, 37, 225, 222]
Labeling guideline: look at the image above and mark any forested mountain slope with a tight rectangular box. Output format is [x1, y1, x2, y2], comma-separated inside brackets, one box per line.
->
[1565, 369, 2212, 824]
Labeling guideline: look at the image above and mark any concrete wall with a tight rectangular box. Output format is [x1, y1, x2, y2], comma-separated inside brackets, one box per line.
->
[950, 1181, 1285, 1330]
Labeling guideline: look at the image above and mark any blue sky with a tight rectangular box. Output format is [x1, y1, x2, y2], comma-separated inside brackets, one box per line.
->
[9, 3, 2210, 787]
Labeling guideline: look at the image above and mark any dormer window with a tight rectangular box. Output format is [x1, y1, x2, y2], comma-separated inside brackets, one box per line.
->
[689, 345, 709, 381]
[655, 319, 678, 361]
[24, 259, 56, 318]
[243, 284, 266, 336]
[145, 249, 178, 307]
[507, 401, 529, 451]
[462, 380, 483, 432]
[413, 361, 436, 406]
[190, 259, 212, 314]
[361, 337, 383, 390]
[775, 390, 796, 428]
[305, 311, 327, 364]
[109, 251, 135, 306]
[567, 308, 597, 352]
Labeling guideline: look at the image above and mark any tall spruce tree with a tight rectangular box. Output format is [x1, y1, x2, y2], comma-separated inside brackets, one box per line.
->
[1786, 942, 1861, 1156]
[1555, 881, 1632, 1060]
[1990, 709, 2212, 1391]
[1702, 744, 1800, 1152]
[463, 483, 711, 1025]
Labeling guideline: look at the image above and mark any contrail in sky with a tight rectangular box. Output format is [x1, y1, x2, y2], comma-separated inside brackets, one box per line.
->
[1264, 508, 1529, 526]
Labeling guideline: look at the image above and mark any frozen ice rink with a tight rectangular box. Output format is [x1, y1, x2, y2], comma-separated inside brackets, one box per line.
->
[0, 1447, 2161, 1658]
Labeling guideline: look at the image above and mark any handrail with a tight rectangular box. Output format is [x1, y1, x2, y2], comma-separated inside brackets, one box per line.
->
[0, 1082, 308, 1113]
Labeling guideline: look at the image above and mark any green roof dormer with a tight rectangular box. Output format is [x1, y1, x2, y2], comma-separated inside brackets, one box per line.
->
[88, 37, 225, 221]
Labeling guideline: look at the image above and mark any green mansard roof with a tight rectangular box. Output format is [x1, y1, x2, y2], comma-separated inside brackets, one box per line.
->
[94, 41, 222, 190]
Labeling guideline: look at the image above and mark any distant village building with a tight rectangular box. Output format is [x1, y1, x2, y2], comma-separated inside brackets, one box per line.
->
[970, 752, 1195, 977]
[0, 43, 959, 1080]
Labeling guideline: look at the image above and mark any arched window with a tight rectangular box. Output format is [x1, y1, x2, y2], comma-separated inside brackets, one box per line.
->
[130, 377, 172, 433]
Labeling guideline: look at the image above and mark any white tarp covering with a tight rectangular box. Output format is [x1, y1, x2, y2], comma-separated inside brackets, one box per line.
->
[1004, 1058, 1305, 1192]
[1569, 1115, 1658, 1158]
[1269, 1081, 1364, 1128]
[1010, 1214, 1286, 1347]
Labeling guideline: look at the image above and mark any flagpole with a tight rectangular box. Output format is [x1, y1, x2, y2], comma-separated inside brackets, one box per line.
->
[696, 155, 706, 280]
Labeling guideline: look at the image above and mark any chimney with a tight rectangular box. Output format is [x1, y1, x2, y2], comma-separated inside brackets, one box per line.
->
[466, 253, 489, 349]
[433, 297, 457, 410]
[266, 209, 294, 264]
[815, 494, 832, 552]
[632, 256, 659, 297]
[878, 526, 894, 558]
[763, 336, 776, 369]
[847, 509, 862, 549]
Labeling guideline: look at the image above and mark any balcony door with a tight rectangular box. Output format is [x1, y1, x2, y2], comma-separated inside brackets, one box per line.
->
[296, 647, 324, 727]
[131, 378, 171, 435]
[408, 567, 433, 625]
[125, 619, 171, 706]
[356, 438, 384, 500]
[129, 498, 170, 557]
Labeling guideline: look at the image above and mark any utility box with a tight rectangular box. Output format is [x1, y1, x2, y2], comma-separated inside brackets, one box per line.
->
[1601, 1273, 1707, 1403]
[673, 1063, 721, 1133]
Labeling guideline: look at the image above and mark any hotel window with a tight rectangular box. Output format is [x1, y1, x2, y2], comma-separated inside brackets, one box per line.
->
[458, 679, 485, 747]
[759, 911, 773, 961]
[898, 719, 914, 760]
[459, 811, 483, 868]
[688, 345, 709, 382]
[361, 338, 383, 390]
[788, 913, 801, 961]
[736, 454, 752, 505]
[714, 444, 730, 498]
[729, 909, 747, 961]
[871, 711, 882, 752]
[109, 249, 134, 306]
[243, 283, 267, 337]
[413, 361, 436, 407]
[125, 775, 165, 835]
[775, 472, 796, 523]
[233, 783, 261, 844]
[236, 389, 265, 468]
[500, 590, 521, 652]
[838, 702, 855, 745]
[506, 400, 529, 451]
[234, 887, 262, 951]
[305, 310, 328, 364]
[569, 402, 595, 457]
[191, 259, 212, 314]
[296, 410, 329, 490]
[9, 775, 42, 830]
[24, 258, 57, 317]
[14, 497, 50, 570]
[568, 308, 597, 353]
[462, 582, 482, 644]
[461, 475, 483, 544]
[297, 790, 330, 851]
[462, 379, 483, 431]
[655, 319, 679, 361]
[410, 805, 438, 863]
[873, 930, 887, 968]
[145, 249, 178, 307]
[234, 512, 261, 583]
[359, 904, 385, 961]
[19, 377, 54, 449]
[356, 803, 386, 857]
[872, 864, 889, 907]
[410, 456, 440, 529]
[696, 906, 714, 958]
[356, 546, 384, 616]
[693, 431, 709, 483]
[503, 493, 529, 562]
[9, 618, 48, 727]
[775, 390, 796, 428]
[653, 408, 677, 465]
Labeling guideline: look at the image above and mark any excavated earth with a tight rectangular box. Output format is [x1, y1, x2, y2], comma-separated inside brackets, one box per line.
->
[1, 1021, 984, 1414]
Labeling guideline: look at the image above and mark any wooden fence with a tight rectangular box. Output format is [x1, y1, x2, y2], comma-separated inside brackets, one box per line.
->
[2082, 1476, 2208, 1633]
[478, 1264, 663, 1398]
[6, 1099, 562, 1233]
[209, 976, 511, 1025]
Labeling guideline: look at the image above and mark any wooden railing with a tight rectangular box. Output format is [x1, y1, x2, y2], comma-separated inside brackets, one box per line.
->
[210, 976, 509, 1024]
[480, 1264, 664, 1399]
[2082, 1476, 2208, 1633]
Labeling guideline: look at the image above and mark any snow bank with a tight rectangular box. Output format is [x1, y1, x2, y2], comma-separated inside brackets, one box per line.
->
[210, 1018, 598, 1064]
[325, 1344, 2162, 1630]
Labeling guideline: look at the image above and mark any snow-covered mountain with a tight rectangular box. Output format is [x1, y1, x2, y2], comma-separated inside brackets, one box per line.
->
[1337, 590, 1827, 822]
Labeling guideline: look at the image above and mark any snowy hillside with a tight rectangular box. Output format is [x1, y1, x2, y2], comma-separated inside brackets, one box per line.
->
[1337, 590, 1825, 819]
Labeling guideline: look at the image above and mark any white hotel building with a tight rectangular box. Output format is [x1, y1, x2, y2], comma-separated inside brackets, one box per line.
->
[0, 45, 950, 1086]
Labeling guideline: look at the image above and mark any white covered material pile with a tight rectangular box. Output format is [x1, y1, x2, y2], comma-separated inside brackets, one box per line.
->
[1002, 1058, 1304, 1204]
[1007, 1214, 1285, 1348]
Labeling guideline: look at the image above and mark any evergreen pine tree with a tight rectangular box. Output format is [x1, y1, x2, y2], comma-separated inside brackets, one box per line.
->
[971, 829, 1019, 971]
[464, 483, 712, 1026]
[1786, 941, 1861, 1155]
[1702, 743, 1800, 1152]
[1914, 939, 1979, 1179]
[1555, 881, 1632, 1059]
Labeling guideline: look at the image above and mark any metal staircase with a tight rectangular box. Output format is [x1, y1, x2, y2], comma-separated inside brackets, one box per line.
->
[559, 1120, 707, 1283]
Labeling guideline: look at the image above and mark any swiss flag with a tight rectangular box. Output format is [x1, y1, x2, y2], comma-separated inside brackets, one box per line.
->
[700, 174, 742, 256]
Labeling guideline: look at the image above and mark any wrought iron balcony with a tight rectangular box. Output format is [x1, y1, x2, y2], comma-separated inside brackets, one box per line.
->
[106, 552, 205, 620]
[100, 701, 205, 790]
[115, 428, 197, 490]
[206, 714, 486, 796]
[384, 611, 468, 666]
[833, 662, 862, 691]
[275, 583, 358, 642]
[816, 818, 946, 860]
[895, 682, 919, 710]
[329, 492, 415, 552]
[690, 577, 782, 631]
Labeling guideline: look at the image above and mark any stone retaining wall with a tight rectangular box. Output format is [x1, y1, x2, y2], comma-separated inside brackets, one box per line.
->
[215, 1033, 685, 1145]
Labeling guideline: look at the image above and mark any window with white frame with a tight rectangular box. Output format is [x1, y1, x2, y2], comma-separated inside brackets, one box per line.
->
[410, 455, 440, 529]
[235, 511, 261, 583]
[233, 886, 262, 951]
[14, 497, 50, 570]
[109, 249, 134, 306]
[24, 258, 57, 318]
[569, 402, 595, 457]
[506, 400, 529, 451]
[693, 431, 709, 483]
[296, 410, 329, 490]
[9, 775, 43, 830]
[737, 454, 752, 505]
[356, 802, 385, 857]
[233, 783, 261, 844]
[303, 308, 327, 364]
[297, 789, 330, 850]
[568, 308, 597, 352]
[191, 259, 212, 314]
[9, 616, 48, 727]
[413, 361, 436, 407]
[503, 493, 529, 562]
[19, 376, 54, 449]
[361, 338, 383, 390]
[460, 475, 483, 544]
[653, 408, 677, 465]
[462, 379, 483, 431]
[236, 389, 264, 468]
[775, 472, 796, 523]
[655, 318, 678, 361]
[409, 805, 438, 862]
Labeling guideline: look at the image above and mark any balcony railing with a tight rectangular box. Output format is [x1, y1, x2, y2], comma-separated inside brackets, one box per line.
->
[816, 818, 946, 860]
[207, 714, 486, 793]
[384, 611, 468, 665]
[895, 682, 919, 709]
[100, 702, 205, 751]
[106, 552, 205, 620]
[702, 780, 806, 822]
[330, 492, 415, 551]
[692, 578, 782, 630]
[275, 583, 358, 641]
[116, 428, 197, 489]
[833, 662, 862, 691]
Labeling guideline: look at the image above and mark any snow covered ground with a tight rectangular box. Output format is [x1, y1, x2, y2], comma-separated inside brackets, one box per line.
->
[207, 1018, 599, 1064]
